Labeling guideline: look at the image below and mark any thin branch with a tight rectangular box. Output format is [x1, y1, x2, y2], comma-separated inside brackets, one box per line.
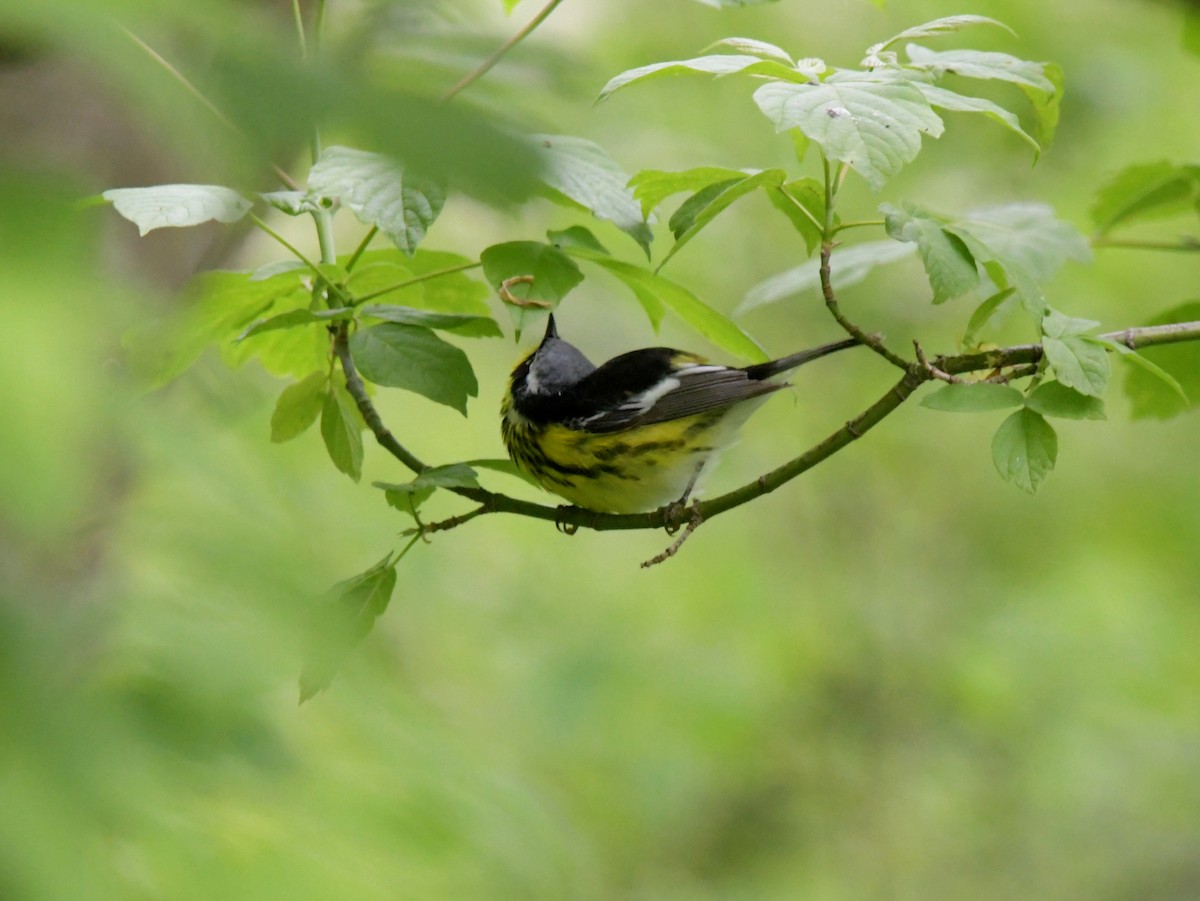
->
[344, 226, 379, 274]
[351, 261, 483, 306]
[123, 28, 300, 191]
[833, 219, 886, 234]
[335, 317, 1200, 538]
[440, 0, 568, 102]
[819, 242, 911, 370]
[332, 325, 428, 474]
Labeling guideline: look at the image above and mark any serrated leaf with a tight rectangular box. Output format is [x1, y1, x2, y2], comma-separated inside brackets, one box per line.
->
[547, 226, 610, 255]
[753, 72, 944, 191]
[1090, 161, 1200, 235]
[349, 323, 478, 414]
[738, 240, 917, 315]
[1024, 381, 1106, 420]
[905, 45, 1056, 94]
[1042, 335, 1110, 397]
[661, 169, 786, 270]
[881, 202, 979, 303]
[308, 146, 445, 255]
[566, 248, 766, 360]
[944, 203, 1091, 309]
[628, 166, 746, 219]
[480, 241, 584, 335]
[271, 371, 329, 443]
[359, 304, 501, 338]
[299, 553, 399, 702]
[103, 184, 252, 235]
[533, 134, 653, 255]
[766, 178, 825, 256]
[598, 54, 798, 102]
[917, 84, 1040, 157]
[321, 385, 364, 481]
[992, 408, 1057, 494]
[921, 382, 1023, 412]
[237, 307, 355, 341]
[706, 37, 794, 65]
[864, 15, 1012, 61]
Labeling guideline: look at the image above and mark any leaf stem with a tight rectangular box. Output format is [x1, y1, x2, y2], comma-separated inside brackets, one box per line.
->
[834, 219, 886, 234]
[345, 226, 380, 273]
[440, 0, 568, 102]
[775, 185, 824, 234]
[351, 261, 484, 306]
[249, 213, 324, 276]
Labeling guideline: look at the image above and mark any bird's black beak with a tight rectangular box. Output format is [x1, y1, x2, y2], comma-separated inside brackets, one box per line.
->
[541, 313, 558, 344]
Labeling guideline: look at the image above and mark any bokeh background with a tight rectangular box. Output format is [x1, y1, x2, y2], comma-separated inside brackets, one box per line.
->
[2, 0, 1199, 898]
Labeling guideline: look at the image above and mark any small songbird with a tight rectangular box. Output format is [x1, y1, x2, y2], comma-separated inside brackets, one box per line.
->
[500, 315, 859, 513]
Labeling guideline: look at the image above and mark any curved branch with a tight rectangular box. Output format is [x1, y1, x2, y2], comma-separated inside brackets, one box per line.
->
[440, 0, 568, 102]
[334, 319, 1200, 536]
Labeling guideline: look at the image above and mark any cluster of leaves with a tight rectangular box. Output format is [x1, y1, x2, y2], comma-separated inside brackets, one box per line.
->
[104, 10, 1199, 695]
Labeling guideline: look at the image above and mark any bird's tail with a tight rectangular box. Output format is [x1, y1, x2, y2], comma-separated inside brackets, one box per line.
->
[743, 336, 862, 381]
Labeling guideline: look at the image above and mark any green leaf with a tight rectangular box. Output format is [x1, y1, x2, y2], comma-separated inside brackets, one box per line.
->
[962, 288, 1018, 346]
[271, 371, 329, 443]
[321, 385, 364, 481]
[706, 37, 794, 65]
[598, 54, 802, 103]
[1089, 161, 1200, 235]
[103, 184, 252, 235]
[917, 84, 1040, 157]
[374, 464, 481, 517]
[299, 553, 399, 702]
[738, 240, 917, 315]
[237, 307, 355, 341]
[881, 202, 979, 303]
[943, 203, 1091, 309]
[532, 134, 653, 256]
[123, 269, 310, 387]
[1042, 308, 1101, 339]
[359, 304, 501, 338]
[349, 323, 478, 415]
[753, 71, 944, 191]
[308, 146, 445, 255]
[766, 178, 825, 256]
[1020, 61, 1064, 149]
[863, 15, 1012, 61]
[547, 226, 610, 255]
[463, 457, 541, 486]
[905, 46, 1056, 94]
[1042, 335, 1110, 397]
[566, 248, 767, 361]
[250, 260, 308, 282]
[921, 382, 1024, 412]
[628, 166, 746, 219]
[1112, 302, 1200, 418]
[344, 249, 491, 320]
[480, 241, 584, 335]
[992, 408, 1057, 494]
[661, 169, 786, 270]
[1024, 381, 1106, 420]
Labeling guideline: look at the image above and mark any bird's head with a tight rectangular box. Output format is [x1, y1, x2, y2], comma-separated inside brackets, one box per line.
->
[513, 314, 596, 399]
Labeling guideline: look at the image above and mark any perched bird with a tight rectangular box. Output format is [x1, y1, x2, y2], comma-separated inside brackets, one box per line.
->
[501, 315, 859, 513]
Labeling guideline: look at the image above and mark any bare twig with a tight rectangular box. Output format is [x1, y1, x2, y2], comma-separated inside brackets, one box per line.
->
[914, 340, 964, 384]
[641, 505, 704, 568]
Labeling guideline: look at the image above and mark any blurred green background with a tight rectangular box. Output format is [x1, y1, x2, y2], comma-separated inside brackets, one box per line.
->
[2, 0, 1199, 898]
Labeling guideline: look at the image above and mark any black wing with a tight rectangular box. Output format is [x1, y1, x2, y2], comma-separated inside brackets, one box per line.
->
[571, 354, 783, 434]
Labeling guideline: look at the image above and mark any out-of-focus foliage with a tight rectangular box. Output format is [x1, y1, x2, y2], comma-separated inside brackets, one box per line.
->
[2, 0, 1200, 899]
